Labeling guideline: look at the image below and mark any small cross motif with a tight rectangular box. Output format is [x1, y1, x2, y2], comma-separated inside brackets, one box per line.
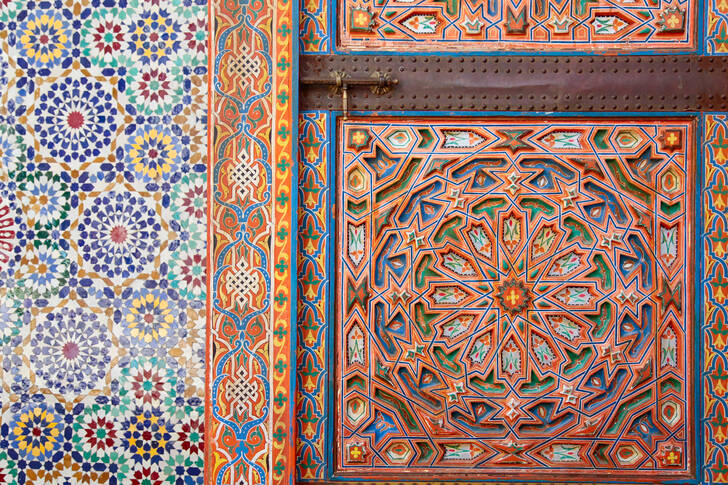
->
[506, 172, 520, 196]
[562, 186, 578, 208]
[407, 232, 425, 248]
[600, 232, 621, 249]
[347, 442, 367, 463]
[600, 344, 623, 364]
[505, 396, 521, 420]
[560, 384, 578, 405]
[448, 187, 466, 208]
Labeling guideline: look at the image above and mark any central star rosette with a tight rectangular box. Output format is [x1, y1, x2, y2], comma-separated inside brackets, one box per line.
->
[494, 277, 534, 318]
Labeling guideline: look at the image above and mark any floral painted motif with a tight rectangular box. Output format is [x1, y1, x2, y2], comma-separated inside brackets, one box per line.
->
[29, 306, 112, 396]
[209, 0, 297, 479]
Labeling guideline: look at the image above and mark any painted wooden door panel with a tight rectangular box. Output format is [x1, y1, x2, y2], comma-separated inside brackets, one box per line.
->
[334, 118, 694, 479]
[297, 115, 696, 481]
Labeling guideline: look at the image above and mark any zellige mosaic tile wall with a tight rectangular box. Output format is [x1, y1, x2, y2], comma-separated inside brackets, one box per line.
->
[0, 1, 207, 483]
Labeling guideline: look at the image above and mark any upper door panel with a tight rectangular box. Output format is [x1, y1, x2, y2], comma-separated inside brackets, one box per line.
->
[337, 0, 696, 52]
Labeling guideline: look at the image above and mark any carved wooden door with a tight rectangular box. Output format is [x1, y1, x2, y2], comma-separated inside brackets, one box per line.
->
[293, 1, 728, 484]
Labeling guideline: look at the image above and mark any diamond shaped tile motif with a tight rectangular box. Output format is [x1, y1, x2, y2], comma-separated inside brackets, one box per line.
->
[336, 118, 694, 478]
[339, 1, 696, 51]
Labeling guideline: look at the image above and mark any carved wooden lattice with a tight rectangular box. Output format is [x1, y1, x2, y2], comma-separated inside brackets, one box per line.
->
[335, 118, 694, 478]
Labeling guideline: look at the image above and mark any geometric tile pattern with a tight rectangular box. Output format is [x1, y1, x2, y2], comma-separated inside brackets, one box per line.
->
[336, 119, 694, 478]
[0, 1, 207, 484]
[297, 111, 331, 480]
[339, 0, 696, 51]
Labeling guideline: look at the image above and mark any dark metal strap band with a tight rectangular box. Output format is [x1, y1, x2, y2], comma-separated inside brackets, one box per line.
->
[300, 55, 728, 112]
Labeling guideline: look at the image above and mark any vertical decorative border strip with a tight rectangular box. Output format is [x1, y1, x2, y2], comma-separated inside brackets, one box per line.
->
[707, 0, 728, 53]
[704, 114, 728, 484]
[273, 0, 298, 481]
[208, 2, 273, 483]
[207, 0, 297, 483]
[296, 111, 330, 480]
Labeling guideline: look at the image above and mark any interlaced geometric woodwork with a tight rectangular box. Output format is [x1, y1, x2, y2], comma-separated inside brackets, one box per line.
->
[336, 118, 694, 478]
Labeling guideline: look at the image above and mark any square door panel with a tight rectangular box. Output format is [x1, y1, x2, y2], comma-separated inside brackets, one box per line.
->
[335, 118, 695, 479]
[339, 1, 696, 52]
